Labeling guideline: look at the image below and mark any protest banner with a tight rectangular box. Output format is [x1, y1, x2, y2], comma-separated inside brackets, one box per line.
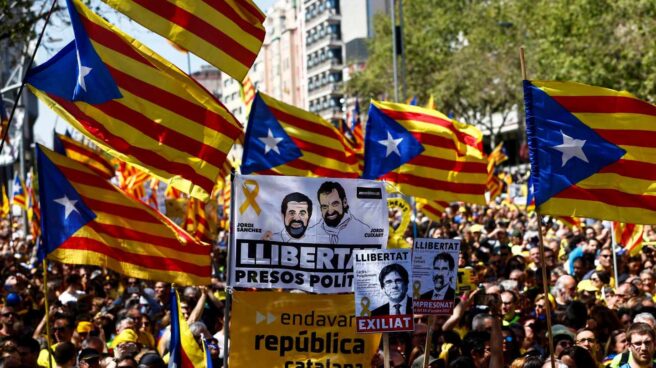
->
[230, 174, 388, 293]
[230, 291, 381, 368]
[411, 238, 460, 314]
[353, 249, 413, 333]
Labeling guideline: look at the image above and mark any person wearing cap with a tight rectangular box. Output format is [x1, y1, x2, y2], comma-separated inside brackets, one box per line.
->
[577, 279, 599, 307]
[550, 324, 576, 358]
[78, 348, 101, 368]
[112, 329, 140, 360]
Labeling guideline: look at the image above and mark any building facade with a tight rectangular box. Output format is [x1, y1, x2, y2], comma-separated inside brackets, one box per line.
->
[301, 0, 387, 122]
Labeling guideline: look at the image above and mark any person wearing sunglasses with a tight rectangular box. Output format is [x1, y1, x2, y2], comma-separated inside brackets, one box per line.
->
[53, 315, 74, 345]
[0, 305, 16, 338]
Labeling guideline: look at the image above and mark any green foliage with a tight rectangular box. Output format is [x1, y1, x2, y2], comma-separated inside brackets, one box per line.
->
[347, 0, 656, 142]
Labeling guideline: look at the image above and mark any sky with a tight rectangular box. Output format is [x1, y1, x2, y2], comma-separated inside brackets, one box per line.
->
[32, 0, 277, 148]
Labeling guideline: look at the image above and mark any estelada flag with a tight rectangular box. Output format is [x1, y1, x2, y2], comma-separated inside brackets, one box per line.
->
[168, 289, 207, 368]
[525, 80, 656, 223]
[11, 175, 27, 209]
[613, 222, 644, 256]
[104, 0, 265, 82]
[36, 145, 211, 285]
[241, 92, 359, 178]
[54, 133, 114, 180]
[25, 0, 242, 201]
[363, 100, 487, 204]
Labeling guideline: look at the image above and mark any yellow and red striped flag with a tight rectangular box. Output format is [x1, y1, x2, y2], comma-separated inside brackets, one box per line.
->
[613, 222, 644, 256]
[117, 163, 150, 200]
[184, 198, 212, 243]
[525, 80, 656, 223]
[487, 174, 503, 202]
[103, 0, 265, 82]
[487, 142, 508, 173]
[240, 76, 256, 110]
[0, 185, 9, 218]
[147, 179, 159, 209]
[54, 133, 114, 180]
[364, 101, 487, 204]
[36, 145, 210, 285]
[26, 171, 41, 238]
[241, 92, 360, 178]
[419, 200, 449, 222]
[25, 0, 243, 201]
[556, 216, 581, 230]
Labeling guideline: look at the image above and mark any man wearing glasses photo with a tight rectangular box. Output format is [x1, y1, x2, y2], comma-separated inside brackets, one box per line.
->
[372, 263, 412, 316]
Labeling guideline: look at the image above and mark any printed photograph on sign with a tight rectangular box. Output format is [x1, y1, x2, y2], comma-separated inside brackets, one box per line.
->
[230, 174, 388, 293]
[412, 238, 460, 315]
[353, 249, 414, 333]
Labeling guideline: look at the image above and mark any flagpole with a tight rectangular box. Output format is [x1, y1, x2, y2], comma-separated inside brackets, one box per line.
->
[610, 222, 620, 291]
[0, 0, 58, 154]
[383, 333, 390, 368]
[42, 259, 53, 368]
[390, 0, 399, 103]
[520, 47, 556, 368]
[222, 171, 235, 368]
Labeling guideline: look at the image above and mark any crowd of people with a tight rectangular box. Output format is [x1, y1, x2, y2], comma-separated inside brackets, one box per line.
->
[378, 196, 656, 368]
[1, 180, 656, 368]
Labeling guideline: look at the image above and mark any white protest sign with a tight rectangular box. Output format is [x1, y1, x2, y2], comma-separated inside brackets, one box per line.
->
[230, 174, 388, 293]
[353, 249, 413, 333]
[412, 238, 460, 314]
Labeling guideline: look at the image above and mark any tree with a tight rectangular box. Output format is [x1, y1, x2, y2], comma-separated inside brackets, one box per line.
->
[347, 0, 656, 149]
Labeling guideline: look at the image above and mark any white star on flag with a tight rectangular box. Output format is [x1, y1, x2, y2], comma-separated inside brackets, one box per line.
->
[54, 195, 79, 219]
[76, 52, 92, 92]
[258, 129, 284, 155]
[378, 131, 404, 157]
[553, 131, 588, 167]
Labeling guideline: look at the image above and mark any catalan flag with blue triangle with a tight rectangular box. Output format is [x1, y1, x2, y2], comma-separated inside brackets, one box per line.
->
[25, 0, 242, 201]
[11, 174, 27, 209]
[241, 92, 359, 178]
[36, 144, 210, 285]
[524, 80, 656, 224]
[168, 288, 207, 368]
[363, 100, 487, 204]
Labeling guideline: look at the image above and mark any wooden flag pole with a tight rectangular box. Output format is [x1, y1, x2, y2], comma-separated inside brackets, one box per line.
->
[383, 332, 391, 368]
[610, 222, 620, 291]
[422, 316, 435, 368]
[520, 47, 556, 368]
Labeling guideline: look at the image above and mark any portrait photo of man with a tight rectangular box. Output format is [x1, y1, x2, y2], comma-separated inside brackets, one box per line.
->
[271, 192, 313, 242]
[420, 253, 456, 300]
[372, 263, 413, 316]
[314, 181, 370, 244]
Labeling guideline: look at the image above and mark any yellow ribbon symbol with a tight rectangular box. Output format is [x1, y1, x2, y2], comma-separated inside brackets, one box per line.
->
[239, 179, 261, 215]
[387, 198, 411, 248]
[360, 297, 371, 317]
[413, 280, 421, 299]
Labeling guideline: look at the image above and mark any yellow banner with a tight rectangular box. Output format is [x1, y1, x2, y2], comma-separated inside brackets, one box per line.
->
[230, 291, 381, 368]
